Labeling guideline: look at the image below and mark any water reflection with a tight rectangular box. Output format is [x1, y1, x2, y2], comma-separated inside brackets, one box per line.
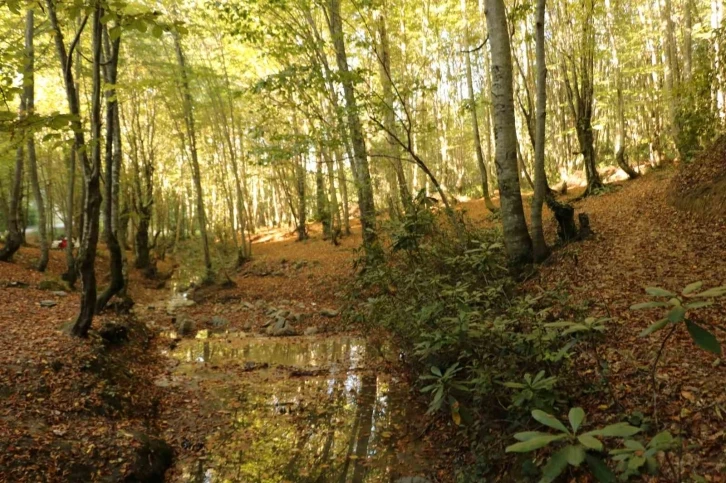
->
[171, 337, 427, 482]
[173, 336, 367, 370]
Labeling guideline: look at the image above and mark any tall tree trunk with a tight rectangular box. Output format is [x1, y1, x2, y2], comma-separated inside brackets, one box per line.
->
[71, 4, 104, 337]
[315, 157, 331, 238]
[335, 150, 351, 234]
[23, 9, 48, 271]
[295, 158, 308, 241]
[97, 26, 124, 311]
[326, 0, 378, 258]
[0, 120, 24, 262]
[531, 0, 550, 262]
[662, 0, 682, 155]
[562, 1, 603, 196]
[63, 147, 77, 285]
[323, 149, 341, 242]
[376, 11, 412, 214]
[484, 0, 533, 264]
[461, 0, 496, 212]
[465, 48, 496, 212]
[173, 31, 213, 282]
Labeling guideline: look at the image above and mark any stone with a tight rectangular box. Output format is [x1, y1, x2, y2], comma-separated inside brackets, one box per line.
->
[320, 308, 339, 317]
[51, 291, 68, 297]
[304, 326, 318, 336]
[243, 321, 253, 331]
[99, 322, 129, 345]
[210, 316, 229, 331]
[266, 317, 295, 336]
[240, 301, 254, 309]
[274, 309, 290, 319]
[174, 315, 196, 337]
[166, 295, 195, 314]
[40, 300, 57, 308]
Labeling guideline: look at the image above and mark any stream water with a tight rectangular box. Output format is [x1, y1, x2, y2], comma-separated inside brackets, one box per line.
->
[166, 333, 434, 483]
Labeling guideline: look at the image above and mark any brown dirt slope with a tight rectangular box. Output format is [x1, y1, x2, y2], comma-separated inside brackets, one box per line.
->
[670, 134, 726, 221]
[530, 172, 726, 478]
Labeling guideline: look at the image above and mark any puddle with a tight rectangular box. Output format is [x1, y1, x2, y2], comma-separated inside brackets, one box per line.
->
[169, 336, 432, 482]
[172, 336, 368, 369]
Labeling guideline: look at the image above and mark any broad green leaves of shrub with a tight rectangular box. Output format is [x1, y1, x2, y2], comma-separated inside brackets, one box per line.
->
[502, 370, 558, 411]
[506, 408, 640, 483]
[631, 282, 724, 355]
[420, 363, 469, 422]
[610, 431, 677, 480]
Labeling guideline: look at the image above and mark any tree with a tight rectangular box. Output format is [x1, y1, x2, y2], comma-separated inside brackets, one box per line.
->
[484, 0, 533, 264]
[45, 0, 104, 337]
[24, 9, 49, 271]
[96, 22, 125, 311]
[461, 0, 496, 212]
[173, 30, 213, 282]
[325, 0, 379, 259]
[531, 0, 550, 262]
[562, 0, 603, 196]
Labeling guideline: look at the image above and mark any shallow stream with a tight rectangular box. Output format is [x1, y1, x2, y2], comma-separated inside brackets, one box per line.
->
[167, 333, 433, 482]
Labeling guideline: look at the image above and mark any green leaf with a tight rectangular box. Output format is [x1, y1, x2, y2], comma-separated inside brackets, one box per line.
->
[562, 444, 586, 466]
[686, 321, 722, 355]
[645, 287, 676, 297]
[585, 454, 617, 483]
[532, 409, 570, 434]
[627, 454, 646, 470]
[630, 301, 669, 310]
[431, 366, 442, 377]
[685, 301, 713, 310]
[585, 422, 641, 438]
[505, 434, 566, 453]
[640, 318, 669, 337]
[623, 439, 646, 450]
[667, 306, 686, 323]
[152, 25, 164, 38]
[513, 431, 550, 441]
[503, 382, 525, 388]
[682, 281, 703, 295]
[568, 407, 585, 433]
[540, 448, 569, 483]
[648, 431, 674, 449]
[693, 286, 726, 298]
[578, 434, 604, 451]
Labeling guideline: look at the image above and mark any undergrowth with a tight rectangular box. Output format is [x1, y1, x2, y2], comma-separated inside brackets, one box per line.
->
[347, 193, 725, 482]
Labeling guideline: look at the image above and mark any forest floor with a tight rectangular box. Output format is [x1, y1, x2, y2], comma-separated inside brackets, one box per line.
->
[1, 167, 725, 481]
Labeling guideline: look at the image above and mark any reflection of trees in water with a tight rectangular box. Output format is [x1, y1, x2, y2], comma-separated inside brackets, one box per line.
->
[181, 338, 362, 368]
[174, 338, 415, 482]
[351, 374, 377, 483]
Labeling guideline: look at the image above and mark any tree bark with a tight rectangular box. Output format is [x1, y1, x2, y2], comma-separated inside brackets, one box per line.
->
[71, 3, 104, 337]
[485, 0, 533, 264]
[96, 25, 124, 312]
[63, 147, 77, 285]
[376, 11, 412, 214]
[326, 0, 378, 258]
[315, 157, 331, 238]
[23, 9, 48, 271]
[531, 0, 550, 262]
[173, 31, 213, 282]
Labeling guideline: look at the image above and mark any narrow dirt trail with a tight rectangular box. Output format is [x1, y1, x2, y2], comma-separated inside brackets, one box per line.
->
[528, 172, 726, 477]
[152, 223, 445, 482]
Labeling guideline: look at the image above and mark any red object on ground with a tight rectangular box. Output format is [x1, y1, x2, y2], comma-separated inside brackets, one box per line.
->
[58, 238, 67, 249]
